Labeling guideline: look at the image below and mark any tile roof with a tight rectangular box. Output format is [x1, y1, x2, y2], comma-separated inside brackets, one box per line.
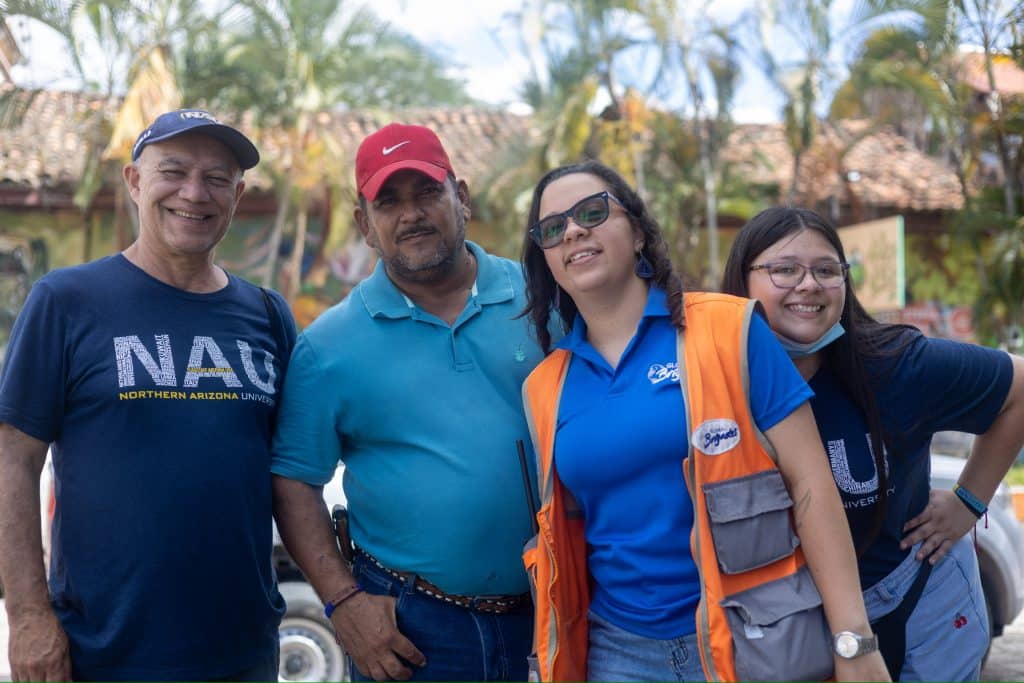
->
[0, 85, 964, 212]
[959, 51, 1024, 96]
[721, 119, 963, 211]
[0, 85, 117, 191]
[247, 107, 535, 193]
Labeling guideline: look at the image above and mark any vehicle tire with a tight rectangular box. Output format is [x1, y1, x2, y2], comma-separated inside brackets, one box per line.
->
[278, 582, 349, 682]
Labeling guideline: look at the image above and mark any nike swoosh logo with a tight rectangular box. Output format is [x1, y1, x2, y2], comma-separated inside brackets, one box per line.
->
[382, 141, 411, 155]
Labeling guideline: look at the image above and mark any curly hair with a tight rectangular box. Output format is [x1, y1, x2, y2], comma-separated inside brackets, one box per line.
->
[520, 161, 684, 353]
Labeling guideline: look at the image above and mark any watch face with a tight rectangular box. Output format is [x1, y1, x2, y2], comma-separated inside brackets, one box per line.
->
[835, 633, 859, 658]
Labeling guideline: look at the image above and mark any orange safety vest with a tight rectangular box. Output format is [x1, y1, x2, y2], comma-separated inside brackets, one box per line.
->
[522, 292, 833, 682]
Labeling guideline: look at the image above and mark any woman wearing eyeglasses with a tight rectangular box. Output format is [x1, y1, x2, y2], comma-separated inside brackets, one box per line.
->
[518, 162, 889, 682]
[721, 206, 1024, 681]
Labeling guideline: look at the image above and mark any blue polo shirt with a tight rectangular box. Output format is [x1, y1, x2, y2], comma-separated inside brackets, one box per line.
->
[554, 287, 812, 638]
[271, 242, 546, 596]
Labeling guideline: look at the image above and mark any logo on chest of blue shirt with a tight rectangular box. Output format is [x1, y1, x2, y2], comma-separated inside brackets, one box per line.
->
[647, 361, 679, 384]
[827, 435, 894, 506]
[112, 334, 279, 405]
[692, 419, 741, 455]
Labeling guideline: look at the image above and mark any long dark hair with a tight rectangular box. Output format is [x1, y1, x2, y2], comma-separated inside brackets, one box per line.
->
[721, 206, 919, 553]
[521, 161, 684, 353]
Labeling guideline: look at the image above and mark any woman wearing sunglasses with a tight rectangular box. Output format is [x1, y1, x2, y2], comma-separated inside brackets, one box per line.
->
[518, 161, 889, 682]
[721, 207, 1024, 681]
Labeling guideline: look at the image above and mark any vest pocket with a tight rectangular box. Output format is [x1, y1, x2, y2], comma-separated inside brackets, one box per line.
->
[721, 565, 833, 681]
[703, 469, 799, 574]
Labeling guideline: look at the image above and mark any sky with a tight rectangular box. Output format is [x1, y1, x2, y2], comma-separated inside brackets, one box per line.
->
[5, 0, 792, 123]
[368, 0, 786, 123]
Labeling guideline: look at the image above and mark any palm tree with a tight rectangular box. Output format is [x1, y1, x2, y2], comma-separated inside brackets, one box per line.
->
[640, 0, 742, 285]
[477, 0, 650, 255]
[748, 0, 923, 202]
[209, 0, 470, 300]
[955, 0, 1020, 216]
[0, 0, 215, 253]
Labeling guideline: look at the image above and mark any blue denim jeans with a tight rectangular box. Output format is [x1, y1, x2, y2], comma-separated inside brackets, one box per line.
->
[864, 535, 988, 682]
[350, 554, 533, 681]
[587, 609, 705, 682]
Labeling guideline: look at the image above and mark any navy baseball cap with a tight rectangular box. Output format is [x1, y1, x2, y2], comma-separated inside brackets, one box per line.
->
[131, 109, 260, 170]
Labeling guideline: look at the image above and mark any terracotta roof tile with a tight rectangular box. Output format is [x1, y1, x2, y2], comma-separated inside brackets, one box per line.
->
[721, 120, 963, 211]
[0, 85, 963, 212]
[960, 51, 1024, 96]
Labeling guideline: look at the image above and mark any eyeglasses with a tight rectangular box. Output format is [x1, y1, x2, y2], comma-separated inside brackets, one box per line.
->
[528, 191, 626, 249]
[749, 260, 849, 289]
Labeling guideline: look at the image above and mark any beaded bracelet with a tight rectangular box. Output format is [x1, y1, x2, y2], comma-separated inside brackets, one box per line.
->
[324, 583, 363, 619]
[953, 483, 987, 519]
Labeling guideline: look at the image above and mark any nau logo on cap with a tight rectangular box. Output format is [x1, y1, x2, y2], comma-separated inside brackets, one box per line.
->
[692, 419, 740, 455]
[181, 110, 218, 123]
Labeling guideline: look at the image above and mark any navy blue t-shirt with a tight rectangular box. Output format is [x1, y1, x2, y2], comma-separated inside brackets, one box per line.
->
[809, 333, 1012, 587]
[554, 288, 812, 638]
[0, 255, 293, 680]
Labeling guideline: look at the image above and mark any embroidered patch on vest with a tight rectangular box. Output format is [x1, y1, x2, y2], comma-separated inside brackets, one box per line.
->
[692, 419, 741, 455]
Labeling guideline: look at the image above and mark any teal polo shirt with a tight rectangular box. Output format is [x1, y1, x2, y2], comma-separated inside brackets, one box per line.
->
[271, 242, 546, 595]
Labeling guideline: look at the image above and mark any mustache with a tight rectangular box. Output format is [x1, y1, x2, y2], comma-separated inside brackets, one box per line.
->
[396, 224, 436, 241]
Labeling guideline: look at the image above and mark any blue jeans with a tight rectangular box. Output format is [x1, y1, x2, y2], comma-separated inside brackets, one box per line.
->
[587, 609, 705, 682]
[350, 554, 533, 681]
[864, 535, 988, 681]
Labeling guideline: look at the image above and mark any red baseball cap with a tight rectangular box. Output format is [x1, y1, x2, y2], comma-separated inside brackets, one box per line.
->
[355, 123, 455, 200]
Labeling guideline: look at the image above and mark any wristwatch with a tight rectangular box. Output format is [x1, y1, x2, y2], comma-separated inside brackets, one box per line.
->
[833, 631, 879, 659]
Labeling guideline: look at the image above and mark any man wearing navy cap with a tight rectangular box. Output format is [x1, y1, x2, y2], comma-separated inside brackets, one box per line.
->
[271, 123, 546, 681]
[0, 109, 294, 680]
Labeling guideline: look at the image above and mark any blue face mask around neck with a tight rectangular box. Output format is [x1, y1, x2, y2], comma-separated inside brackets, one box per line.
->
[773, 322, 845, 359]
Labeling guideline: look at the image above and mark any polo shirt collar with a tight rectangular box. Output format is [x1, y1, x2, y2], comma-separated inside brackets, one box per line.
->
[555, 284, 670, 353]
[358, 241, 514, 319]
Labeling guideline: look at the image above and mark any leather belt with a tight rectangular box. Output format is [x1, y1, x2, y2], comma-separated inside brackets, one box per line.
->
[355, 547, 530, 615]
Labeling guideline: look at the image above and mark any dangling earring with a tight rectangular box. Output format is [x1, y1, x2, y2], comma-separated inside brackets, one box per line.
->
[635, 251, 654, 279]
[554, 285, 561, 309]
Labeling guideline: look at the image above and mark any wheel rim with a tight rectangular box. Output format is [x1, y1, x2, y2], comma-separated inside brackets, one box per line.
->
[278, 617, 346, 681]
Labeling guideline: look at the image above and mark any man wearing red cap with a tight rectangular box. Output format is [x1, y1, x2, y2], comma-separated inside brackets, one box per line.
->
[0, 109, 292, 681]
[270, 123, 546, 681]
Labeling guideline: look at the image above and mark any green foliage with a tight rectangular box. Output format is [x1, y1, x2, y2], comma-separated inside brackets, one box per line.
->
[904, 234, 980, 306]
[752, 0, 928, 199]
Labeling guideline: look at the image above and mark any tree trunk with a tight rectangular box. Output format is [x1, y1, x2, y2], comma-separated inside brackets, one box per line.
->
[975, 0, 1018, 216]
[699, 122, 719, 288]
[283, 206, 308, 303]
[982, 55, 1018, 216]
[263, 174, 293, 289]
[683, 52, 720, 288]
[788, 149, 803, 205]
[304, 184, 335, 289]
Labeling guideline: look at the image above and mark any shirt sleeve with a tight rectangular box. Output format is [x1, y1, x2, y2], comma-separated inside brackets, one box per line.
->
[878, 335, 1013, 443]
[0, 280, 67, 442]
[746, 312, 814, 432]
[270, 333, 343, 485]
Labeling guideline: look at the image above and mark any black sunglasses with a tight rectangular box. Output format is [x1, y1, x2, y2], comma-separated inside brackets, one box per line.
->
[528, 191, 627, 249]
